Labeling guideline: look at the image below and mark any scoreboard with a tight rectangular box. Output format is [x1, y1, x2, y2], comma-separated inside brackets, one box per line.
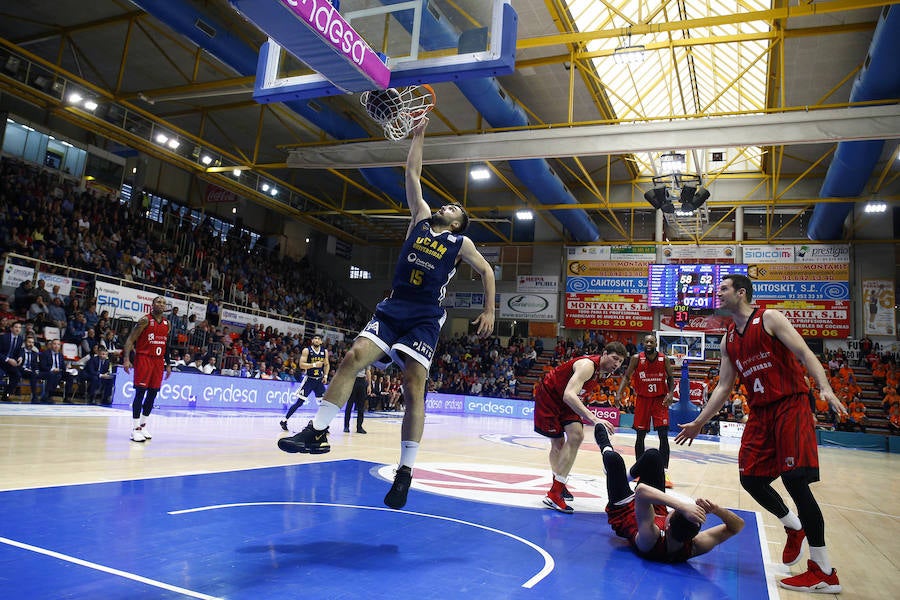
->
[647, 264, 748, 308]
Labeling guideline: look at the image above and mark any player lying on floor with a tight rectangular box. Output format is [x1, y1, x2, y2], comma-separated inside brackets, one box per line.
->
[594, 425, 744, 562]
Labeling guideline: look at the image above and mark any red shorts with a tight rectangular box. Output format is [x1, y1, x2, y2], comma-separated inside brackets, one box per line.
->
[739, 394, 819, 480]
[633, 395, 669, 431]
[134, 354, 165, 390]
[533, 384, 581, 438]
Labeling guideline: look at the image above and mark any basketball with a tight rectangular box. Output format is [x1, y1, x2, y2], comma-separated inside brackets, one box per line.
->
[365, 88, 403, 123]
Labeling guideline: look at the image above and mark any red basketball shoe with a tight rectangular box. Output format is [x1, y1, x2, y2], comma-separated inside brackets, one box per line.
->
[778, 560, 841, 594]
[782, 526, 807, 566]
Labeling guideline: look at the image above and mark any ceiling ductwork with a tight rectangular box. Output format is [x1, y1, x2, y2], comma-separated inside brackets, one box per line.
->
[130, 0, 482, 239]
[377, 0, 600, 242]
[808, 6, 900, 240]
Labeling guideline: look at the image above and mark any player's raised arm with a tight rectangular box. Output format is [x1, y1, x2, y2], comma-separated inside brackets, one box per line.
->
[457, 237, 495, 337]
[405, 118, 431, 234]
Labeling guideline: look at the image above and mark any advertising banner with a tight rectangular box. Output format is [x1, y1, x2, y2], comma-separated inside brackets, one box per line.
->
[610, 245, 657, 261]
[498, 293, 558, 321]
[661, 245, 736, 263]
[564, 294, 653, 330]
[95, 281, 207, 322]
[516, 275, 559, 293]
[566, 261, 650, 278]
[719, 421, 746, 439]
[793, 244, 850, 264]
[756, 299, 851, 338]
[749, 281, 850, 301]
[672, 379, 708, 405]
[747, 263, 849, 281]
[566, 246, 612, 260]
[660, 313, 732, 334]
[0, 264, 74, 295]
[862, 279, 896, 336]
[112, 368, 301, 409]
[442, 292, 486, 309]
[580, 405, 621, 426]
[566, 276, 647, 295]
[220, 307, 306, 337]
[741, 245, 795, 263]
[464, 396, 535, 420]
[425, 393, 465, 414]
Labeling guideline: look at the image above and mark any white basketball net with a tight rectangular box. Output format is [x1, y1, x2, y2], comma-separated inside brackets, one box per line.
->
[360, 85, 435, 141]
[673, 353, 686, 368]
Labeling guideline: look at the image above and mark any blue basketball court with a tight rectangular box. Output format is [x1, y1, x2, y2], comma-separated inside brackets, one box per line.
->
[0, 459, 771, 599]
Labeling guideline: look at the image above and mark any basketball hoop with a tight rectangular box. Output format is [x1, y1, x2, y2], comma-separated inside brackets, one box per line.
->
[360, 84, 436, 141]
[673, 353, 686, 368]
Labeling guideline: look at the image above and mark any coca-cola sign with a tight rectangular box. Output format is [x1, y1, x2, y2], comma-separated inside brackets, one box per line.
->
[204, 184, 238, 204]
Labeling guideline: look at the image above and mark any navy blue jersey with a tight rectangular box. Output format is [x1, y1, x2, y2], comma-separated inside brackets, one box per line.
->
[306, 346, 326, 379]
[390, 219, 465, 305]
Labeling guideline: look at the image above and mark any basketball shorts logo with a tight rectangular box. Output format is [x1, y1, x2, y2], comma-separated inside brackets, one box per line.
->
[785, 456, 795, 468]
[364, 320, 380, 335]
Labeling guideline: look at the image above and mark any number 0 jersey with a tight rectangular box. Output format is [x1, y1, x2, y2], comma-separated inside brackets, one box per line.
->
[390, 219, 464, 305]
[725, 308, 809, 408]
[135, 315, 170, 360]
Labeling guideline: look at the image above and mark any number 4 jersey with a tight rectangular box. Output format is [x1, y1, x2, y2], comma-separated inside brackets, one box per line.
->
[725, 308, 808, 407]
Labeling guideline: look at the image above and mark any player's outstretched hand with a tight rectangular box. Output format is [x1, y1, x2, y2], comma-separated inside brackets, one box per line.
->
[411, 117, 429, 136]
[674, 420, 702, 446]
[596, 418, 615, 435]
[471, 310, 495, 338]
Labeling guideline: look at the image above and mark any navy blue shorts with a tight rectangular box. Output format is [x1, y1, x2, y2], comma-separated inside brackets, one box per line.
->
[358, 298, 446, 370]
[299, 376, 326, 400]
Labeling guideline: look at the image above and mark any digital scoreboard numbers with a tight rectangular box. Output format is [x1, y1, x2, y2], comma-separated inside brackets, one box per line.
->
[647, 264, 677, 308]
[677, 264, 718, 308]
[647, 264, 748, 308]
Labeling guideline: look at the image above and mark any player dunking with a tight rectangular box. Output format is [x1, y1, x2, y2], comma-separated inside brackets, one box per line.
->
[278, 118, 496, 510]
[615, 333, 676, 486]
[593, 425, 744, 562]
[675, 274, 845, 593]
[122, 296, 172, 442]
[280, 333, 329, 431]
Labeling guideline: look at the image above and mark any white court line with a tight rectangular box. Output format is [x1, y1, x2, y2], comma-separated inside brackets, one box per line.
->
[0, 536, 223, 600]
[752, 511, 782, 600]
[169, 501, 555, 589]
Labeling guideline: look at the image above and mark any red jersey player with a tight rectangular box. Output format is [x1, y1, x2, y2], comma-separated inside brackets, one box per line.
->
[123, 296, 172, 442]
[616, 333, 675, 485]
[675, 275, 846, 594]
[593, 425, 744, 563]
[533, 342, 627, 513]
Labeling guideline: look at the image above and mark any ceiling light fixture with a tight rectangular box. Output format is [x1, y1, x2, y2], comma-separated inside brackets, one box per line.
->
[470, 166, 490, 181]
[200, 155, 213, 165]
[613, 44, 647, 65]
[864, 201, 887, 214]
[515, 209, 533, 220]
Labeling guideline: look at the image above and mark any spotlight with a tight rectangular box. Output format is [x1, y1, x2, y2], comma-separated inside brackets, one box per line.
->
[515, 210, 533, 220]
[680, 186, 709, 211]
[83, 100, 98, 111]
[644, 187, 675, 213]
[232, 168, 241, 177]
[156, 133, 169, 144]
[269, 187, 278, 196]
[67, 91, 83, 104]
[200, 155, 213, 165]
[612, 45, 646, 65]
[261, 183, 270, 192]
[167, 138, 180, 149]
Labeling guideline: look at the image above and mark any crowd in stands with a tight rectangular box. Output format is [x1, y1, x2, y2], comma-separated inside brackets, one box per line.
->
[3, 156, 900, 429]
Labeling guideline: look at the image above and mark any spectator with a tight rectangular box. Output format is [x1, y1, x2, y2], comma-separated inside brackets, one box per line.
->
[201, 356, 218, 375]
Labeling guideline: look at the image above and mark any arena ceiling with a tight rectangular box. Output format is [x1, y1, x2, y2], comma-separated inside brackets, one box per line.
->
[0, 0, 898, 247]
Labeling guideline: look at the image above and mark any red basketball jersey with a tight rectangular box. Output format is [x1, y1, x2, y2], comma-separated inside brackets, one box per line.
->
[630, 352, 669, 398]
[724, 308, 808, 408]
[541, 355, 606, 398]
[135, 314, 170, 360]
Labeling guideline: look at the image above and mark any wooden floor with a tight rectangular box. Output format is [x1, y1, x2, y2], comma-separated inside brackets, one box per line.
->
[0, 403, 897, 599]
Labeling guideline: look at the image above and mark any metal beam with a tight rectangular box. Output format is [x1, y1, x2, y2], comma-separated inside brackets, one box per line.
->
[288, 104, 900, 169]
